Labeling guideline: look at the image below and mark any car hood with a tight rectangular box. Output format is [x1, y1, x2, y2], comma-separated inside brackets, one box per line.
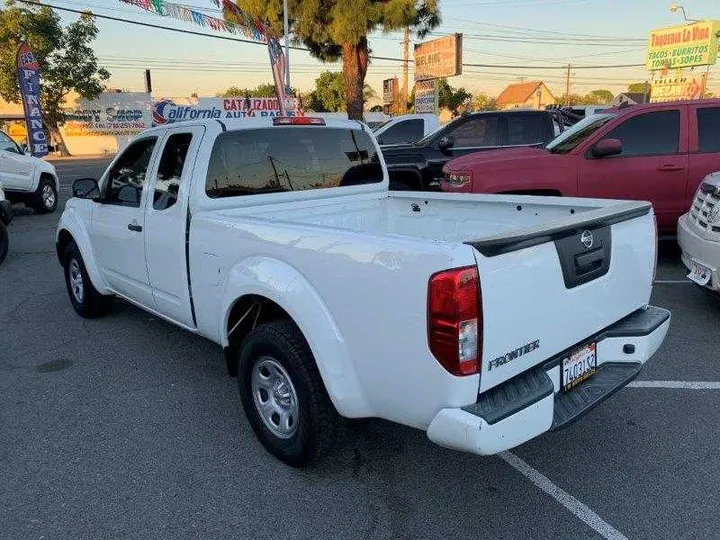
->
[445, 146, 551, 172]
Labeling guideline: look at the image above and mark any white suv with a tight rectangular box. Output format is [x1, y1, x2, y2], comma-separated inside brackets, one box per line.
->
[678, 171, 720, 293]
[0, 182, 10, 265]
[0, 131, 59, 214]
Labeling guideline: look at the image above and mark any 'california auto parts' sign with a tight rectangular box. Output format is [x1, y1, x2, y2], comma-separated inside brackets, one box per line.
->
[152, 97, 302, 126]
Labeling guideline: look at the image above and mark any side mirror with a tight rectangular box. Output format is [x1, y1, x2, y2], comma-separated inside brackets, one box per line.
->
[72, 178, 100, 199]
[438, 135, 454, 152]
[591, 138, 622, 158]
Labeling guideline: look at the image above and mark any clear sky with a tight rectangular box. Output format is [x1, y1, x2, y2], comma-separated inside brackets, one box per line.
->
[48, 0, 720, 100]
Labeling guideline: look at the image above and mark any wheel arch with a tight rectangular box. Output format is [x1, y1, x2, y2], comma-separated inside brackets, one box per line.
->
[56, 210, 111, 294]
[220, 257, 372, 418]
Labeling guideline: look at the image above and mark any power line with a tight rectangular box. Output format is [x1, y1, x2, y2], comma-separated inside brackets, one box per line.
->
[17, 0, 646, 70]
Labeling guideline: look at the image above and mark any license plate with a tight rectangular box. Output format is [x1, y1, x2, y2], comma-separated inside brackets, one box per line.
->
[562, 343, 597, 392]
[687, 261, 712, 286]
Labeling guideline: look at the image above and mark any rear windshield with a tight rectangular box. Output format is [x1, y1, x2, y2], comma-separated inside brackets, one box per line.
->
[206, 127, 383, 198]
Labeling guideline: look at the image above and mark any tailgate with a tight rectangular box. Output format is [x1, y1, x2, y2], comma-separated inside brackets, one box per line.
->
[469, 201, 655, 393]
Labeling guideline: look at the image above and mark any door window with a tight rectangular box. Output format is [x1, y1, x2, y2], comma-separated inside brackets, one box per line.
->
[104, 138, 157, 207]
[505, 114, 546, 145]
[697, 107, 720, 153]
[0, 132, 19, 153]
[378, 119, 424, 144]
[601, 110, 680, 156]
[154, 133, 192, 210]
[447, 117, 499, 147]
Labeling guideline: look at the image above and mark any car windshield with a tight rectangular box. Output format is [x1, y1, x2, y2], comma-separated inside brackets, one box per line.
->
[546, 113, 616, 154]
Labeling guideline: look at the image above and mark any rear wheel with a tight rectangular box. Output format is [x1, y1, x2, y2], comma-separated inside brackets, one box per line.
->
[238, 320, 340, 467]
[33, 177, 58, 214]
[0, 222, 8, 265]
[63, 241, 111, 318]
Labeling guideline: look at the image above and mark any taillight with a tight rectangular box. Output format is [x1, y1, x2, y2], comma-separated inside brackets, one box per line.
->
[652, 213, 658, 284]
[427, 266, 482, 376]
[273, 116, 325, 126]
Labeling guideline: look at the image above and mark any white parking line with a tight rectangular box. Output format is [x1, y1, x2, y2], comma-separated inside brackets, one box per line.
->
[499, 451, 629, 540]
[628, 380, 720, 389]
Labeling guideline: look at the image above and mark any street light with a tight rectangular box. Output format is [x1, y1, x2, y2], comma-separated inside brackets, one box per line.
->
[670, 4, 700, 22]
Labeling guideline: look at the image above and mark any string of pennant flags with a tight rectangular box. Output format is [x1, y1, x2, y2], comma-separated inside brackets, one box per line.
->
[118, 0, 271, 43]
[118, 0, 295, 116]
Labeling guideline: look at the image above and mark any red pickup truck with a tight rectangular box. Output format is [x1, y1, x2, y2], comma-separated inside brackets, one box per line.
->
[441, 99, 720, 232]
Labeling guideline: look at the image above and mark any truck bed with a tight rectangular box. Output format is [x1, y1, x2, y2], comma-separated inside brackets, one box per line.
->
[210, 191, 627, 246]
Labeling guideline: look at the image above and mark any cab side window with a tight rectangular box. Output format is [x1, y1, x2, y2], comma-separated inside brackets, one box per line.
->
[447, 116, 499, 147]
[104, 138, 157, 207]
[154, 133, 192, 211]
[697, 107, 720, 153]
[0, 132, 19, 153]
[601, 111, 680, 157]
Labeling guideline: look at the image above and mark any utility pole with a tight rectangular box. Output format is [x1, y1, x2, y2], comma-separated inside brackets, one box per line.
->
[401, 27, 410, 114]
[283, 0, 290, 89]
[565, 64, 571, 106]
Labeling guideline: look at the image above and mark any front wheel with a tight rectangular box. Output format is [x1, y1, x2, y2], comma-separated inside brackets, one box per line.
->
[238, 320, 341, 467]
[63, 241, 111, 318]
[0, 222, 8, 265]
[33, 177, 58, 214]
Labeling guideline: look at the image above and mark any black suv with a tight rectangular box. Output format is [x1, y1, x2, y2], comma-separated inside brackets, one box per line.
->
[382, 110, 562, 191]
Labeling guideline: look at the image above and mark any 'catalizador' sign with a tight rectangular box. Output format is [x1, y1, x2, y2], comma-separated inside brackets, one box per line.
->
[647, 20, 720, 71]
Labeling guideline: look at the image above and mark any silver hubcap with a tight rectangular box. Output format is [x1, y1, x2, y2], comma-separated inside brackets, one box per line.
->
[251, 357, 299, 439]
[69, 259, 84, 303]
[42, 184, 56, 208]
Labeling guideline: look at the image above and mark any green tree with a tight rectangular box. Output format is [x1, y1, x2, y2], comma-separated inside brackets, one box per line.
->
[236, 0, 440, 119]
[304, 71, 377, 112]
[627, 81, 649, 94]
[558, 93, 590, 106]
[472, 92, 498, 111]
[437, 78, 471, 116]
[585, 89, 613, 104]
[217, 83, 278, 97]
[0, 1, 109, 155]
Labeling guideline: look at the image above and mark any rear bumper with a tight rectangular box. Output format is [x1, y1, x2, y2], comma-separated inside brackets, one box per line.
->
[0, 199, 12, 225]
[678, 213, 720, 291]
[427, 306, 670, 455]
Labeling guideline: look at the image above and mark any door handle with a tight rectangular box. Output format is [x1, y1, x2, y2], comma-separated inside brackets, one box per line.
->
[657, 164, 684, 172]
[127, 223, 143, 232]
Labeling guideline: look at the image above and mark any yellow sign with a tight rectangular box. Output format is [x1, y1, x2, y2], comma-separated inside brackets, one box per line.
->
[7, 122, 27, 143]
[647, 20, 720, 71]
[650, 74, 707, 102]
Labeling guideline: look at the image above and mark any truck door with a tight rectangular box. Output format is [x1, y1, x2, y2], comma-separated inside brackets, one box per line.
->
[0, 131, 34, 192]
[688, 104, 720, 204]
[144, 126, 205, 328]
[425, 115, 500, 188]
[577, 107, 688, 231]
[91, 136, 158, 307]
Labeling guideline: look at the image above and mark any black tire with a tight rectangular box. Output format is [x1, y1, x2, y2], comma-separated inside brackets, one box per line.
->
[32, 176, 58, 214]
[63, 241, 111, 318]
[238, 320, 340, 467]
[0, 222, 8, 266]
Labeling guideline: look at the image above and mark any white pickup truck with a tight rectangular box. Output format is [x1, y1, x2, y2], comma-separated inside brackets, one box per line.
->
[56, 116, 670, 466]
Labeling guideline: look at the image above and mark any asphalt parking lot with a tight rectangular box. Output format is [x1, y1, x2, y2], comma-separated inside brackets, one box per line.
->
[1, 158, 719, 540]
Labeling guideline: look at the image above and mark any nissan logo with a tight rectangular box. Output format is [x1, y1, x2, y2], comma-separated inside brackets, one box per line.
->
[580, 230, 594, 249]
